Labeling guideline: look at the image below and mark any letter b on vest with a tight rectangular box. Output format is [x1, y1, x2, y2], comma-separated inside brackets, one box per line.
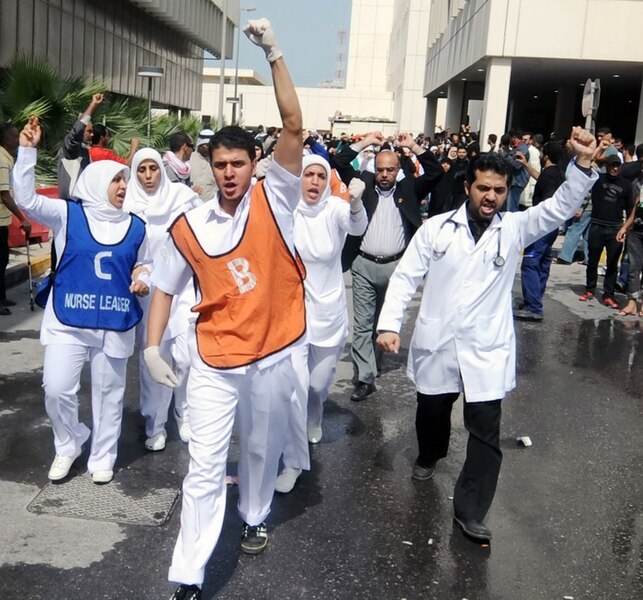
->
[227, 257, 257, 294]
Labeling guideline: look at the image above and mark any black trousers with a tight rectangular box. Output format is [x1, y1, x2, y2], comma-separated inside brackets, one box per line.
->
[586, 223, 623, 298]
[0, 226, 9, 302]
[416, 392, 502, 522]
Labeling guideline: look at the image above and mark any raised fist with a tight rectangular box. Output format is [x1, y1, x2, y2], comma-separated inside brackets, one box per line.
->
[243, 18, 283, 63]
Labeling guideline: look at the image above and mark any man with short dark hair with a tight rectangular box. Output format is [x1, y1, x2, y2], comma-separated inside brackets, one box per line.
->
[58, 93, 103, 199]
[0, 122, 31, 313]
[334, 131, 443, 401]
[515, 141, 566, 320]
[145, 18, 304, 600]
[580, 154, 635, 307]
[376, 128, 597, 543]
[89, 123, 138, 165]
[164, 131, 194, 186]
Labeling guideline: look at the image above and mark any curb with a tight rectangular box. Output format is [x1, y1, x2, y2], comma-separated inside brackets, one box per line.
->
[6, 255, 51, 290]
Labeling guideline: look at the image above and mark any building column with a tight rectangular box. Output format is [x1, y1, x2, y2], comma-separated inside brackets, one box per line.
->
[479, 58, 512, 151]
[424, 96, 438, 136]
[635, 78, 643, 146]
[445, 80, 465, 134]
[553, 86, 576, 140]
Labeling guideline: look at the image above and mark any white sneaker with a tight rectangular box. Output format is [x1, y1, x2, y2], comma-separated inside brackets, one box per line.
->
[178, 421, 191, 443]
[275, 467, 301, 494]
[48, 451, 80, 481]
[307, 425, 323, 444]
[145, 432, 167, 451]
[91, 470, 113, 484]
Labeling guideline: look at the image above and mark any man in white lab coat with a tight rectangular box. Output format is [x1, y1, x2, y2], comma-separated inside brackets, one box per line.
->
[376, 127, 597, 543]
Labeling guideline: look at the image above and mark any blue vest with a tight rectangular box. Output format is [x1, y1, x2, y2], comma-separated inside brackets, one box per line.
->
[52, 201, 145, 331]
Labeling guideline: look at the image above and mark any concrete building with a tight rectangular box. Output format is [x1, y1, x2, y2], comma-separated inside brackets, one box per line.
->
[202, 0, 431, 134]
[0, 0, 238, 111]
[423, 0, 643, 146]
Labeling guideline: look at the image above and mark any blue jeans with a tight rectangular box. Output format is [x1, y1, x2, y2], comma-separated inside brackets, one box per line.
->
[558, 209, 591, 263]
[521, 229, 558, 315]
[508, 187, 523, 213]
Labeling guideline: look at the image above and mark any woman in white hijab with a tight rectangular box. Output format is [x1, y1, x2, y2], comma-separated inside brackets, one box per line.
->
[124, 148, 201, 450]
[12, 118, 151, 484]
[276, 155, 368, 493]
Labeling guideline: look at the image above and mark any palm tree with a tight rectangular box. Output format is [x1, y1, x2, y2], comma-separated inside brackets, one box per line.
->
[0, 54, 211, 184]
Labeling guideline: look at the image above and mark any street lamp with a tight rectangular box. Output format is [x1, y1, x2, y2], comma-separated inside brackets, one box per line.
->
[232, 6, 255, 124]
[137, 66, 164, 145]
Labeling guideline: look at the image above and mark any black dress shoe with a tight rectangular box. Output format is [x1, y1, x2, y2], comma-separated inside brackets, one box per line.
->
[453, 515, 492, 542]
[411, 461, 435, 481]
[350, 382, 375, 402]
[0, 298, 16, 307]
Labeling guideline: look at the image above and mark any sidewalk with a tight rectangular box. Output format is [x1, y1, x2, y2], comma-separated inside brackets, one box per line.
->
[5, 239, 51, 291]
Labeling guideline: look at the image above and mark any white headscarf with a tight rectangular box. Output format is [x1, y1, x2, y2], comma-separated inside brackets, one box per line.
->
[298, 154, 332, 216]
[124, 148, 196, 220]
[72, 160, 130, 222]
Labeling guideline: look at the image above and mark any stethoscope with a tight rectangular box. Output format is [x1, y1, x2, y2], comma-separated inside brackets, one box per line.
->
[432, 210, 506, 268]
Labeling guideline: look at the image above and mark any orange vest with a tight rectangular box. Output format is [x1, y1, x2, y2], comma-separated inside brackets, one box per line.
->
[169, 181, 306, 369]
[330, 168, 349, 200]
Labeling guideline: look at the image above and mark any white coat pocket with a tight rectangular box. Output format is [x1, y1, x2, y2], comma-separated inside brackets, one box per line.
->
[475, 314, 505, 351]
[412, 316, 442, 353]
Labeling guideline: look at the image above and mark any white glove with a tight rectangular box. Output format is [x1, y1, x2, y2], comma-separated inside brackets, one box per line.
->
[254, 156, 272, 179]
[143, 346, 179, 388]
[348, 178, 365, 213]
[243, 18, 283, 63]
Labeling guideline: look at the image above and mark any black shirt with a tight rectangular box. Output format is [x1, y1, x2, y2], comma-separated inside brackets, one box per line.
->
[467, 213, 491, 244]
[590, 174, 634, 227]
[532, 165, 564, 206]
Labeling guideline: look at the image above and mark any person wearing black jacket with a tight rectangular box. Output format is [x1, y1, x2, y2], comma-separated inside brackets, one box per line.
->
[580, 155, 635, 307]
[515, 141, 566, 320]
[57, 93, 103, 200]
[335, 131, 442, 401]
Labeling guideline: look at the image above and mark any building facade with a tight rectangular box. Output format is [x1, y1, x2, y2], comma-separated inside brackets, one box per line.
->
[423, 0, 643, 145]
[0, 0, 238, 111]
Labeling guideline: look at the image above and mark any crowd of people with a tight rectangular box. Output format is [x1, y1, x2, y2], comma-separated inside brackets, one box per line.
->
[1, 15, 642, 600]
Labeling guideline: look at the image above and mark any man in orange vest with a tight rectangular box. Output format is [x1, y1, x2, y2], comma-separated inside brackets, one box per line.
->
[144, 19, 305, 600]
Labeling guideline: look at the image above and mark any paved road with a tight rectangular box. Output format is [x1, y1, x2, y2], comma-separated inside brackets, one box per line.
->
[1, 258, 641, 599]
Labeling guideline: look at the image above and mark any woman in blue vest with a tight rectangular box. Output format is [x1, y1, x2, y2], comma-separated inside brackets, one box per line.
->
[13, 118, 151, 484]
[124, 148, 201, 451]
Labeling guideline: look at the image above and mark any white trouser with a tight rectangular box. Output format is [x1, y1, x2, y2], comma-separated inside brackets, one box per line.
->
[282, 342, 343, 469]
[170, 331, 190, 423]
[168, 355, 295, 586]
[307, 343, 343, 429]
[42, 343, 127, 473]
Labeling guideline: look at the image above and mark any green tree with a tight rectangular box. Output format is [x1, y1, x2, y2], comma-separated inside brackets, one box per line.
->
[0, 54, 209, 184]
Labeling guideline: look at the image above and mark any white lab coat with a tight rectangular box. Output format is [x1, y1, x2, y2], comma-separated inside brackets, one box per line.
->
[377, 163, 598, 402]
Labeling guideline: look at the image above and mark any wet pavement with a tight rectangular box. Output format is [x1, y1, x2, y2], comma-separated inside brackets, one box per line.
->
[1, 257, 642, 600]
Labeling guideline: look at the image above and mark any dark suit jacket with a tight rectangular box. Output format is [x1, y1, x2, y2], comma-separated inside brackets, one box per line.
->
[334, 145, 443, 270]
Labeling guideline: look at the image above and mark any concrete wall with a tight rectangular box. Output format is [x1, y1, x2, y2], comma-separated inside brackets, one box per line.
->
[200, 70, 394, 132]
[388, 0, 431, 133]
[345, 0, 395, 92]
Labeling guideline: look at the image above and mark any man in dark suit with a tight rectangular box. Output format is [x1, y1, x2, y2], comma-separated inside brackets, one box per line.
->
[335, 131, 442, 401]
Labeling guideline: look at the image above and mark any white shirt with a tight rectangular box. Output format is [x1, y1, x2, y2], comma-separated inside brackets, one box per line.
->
[377, 163, 598, 402]
[360, 188, 406, 257]
[13, 147, 151, 358]
[295, 197, 367, 346]
[153, 159, 301, 373]
[189, 151, 218, 201]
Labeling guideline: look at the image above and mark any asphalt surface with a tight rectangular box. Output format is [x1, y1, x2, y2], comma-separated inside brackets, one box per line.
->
[1, 256, 642, 600]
